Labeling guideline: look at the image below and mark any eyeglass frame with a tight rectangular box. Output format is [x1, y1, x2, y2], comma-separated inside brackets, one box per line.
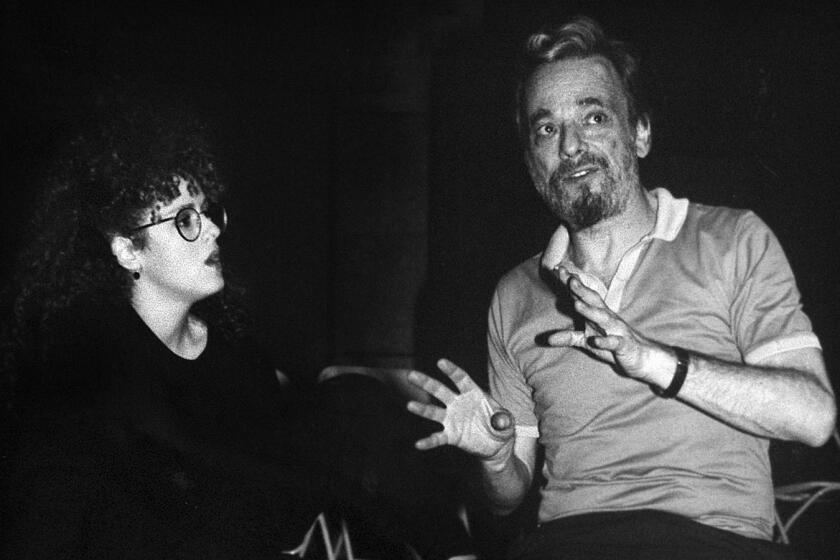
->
[129, 203, 227, 242]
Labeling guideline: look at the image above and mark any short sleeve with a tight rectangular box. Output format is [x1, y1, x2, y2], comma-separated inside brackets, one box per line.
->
[487, 286, 539, 437]
[729, 212, 821, 364]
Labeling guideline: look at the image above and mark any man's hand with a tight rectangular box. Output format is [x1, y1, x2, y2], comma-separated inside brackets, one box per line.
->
[406, 358, 515, 463]
[548, 265, 672, 385]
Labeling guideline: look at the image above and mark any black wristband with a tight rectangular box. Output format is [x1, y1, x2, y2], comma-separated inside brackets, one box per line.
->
[653, 346, 689, 399]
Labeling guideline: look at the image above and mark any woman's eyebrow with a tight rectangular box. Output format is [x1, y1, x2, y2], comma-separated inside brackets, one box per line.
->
[158, 200, 202, 219]
[180, 199, 205, 211]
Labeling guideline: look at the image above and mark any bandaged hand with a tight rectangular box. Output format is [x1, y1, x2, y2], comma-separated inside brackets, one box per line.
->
[406, 358, 514, 462]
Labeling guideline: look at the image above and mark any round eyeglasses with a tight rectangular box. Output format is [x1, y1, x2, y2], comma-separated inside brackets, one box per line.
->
[131, 203, 227, 242]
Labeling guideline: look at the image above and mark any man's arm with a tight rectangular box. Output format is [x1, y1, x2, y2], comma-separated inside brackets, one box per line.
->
[550, 267, 837, 447]
[406, 359, 536, 514]
[480, 434, 537, 515]
[660, 346, 834, 446]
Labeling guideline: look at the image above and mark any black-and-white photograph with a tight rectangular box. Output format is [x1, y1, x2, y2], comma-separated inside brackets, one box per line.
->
[2, 1, 838, 559]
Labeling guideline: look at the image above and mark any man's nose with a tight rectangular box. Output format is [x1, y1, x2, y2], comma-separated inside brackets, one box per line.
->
[559, 123, 583, 159]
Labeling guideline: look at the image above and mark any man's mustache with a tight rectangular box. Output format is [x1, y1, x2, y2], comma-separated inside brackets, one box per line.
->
[551, 153, 608, 183]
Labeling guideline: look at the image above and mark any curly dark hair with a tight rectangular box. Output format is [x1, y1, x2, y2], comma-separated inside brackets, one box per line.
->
[1, 84, 249, 417]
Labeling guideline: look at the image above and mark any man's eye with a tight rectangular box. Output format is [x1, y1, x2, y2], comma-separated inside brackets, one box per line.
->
[536, 123, 556, 137]
[586, 112, 608, 125]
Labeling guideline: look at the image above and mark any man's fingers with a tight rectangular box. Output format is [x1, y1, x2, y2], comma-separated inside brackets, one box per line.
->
[436, 358, 478, 394]
[546, 330, 587, 347]
[407, 370, 456, 405]
[553, 265, 571, 284]
[568, 275, 606, 307]
[556, 268, 608, 311]
[406, 400, 446, 424]
[414, 431, 448, 451]
[588, 334, 623, 352]
[573, 300, 614, 331]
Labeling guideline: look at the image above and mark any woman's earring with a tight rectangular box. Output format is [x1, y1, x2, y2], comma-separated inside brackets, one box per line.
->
[132, 270, 141, 280]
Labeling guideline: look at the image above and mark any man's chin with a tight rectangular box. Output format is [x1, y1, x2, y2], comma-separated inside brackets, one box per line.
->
[567, 195, 614, 230]
[566, 213, 606, 232]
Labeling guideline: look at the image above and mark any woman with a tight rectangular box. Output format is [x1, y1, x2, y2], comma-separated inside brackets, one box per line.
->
[1, 95, 322, 558]
[1, 89, 477, 560]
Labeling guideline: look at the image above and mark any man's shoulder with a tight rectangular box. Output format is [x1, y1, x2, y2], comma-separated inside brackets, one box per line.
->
[687, 198, 752, 216]
[496, 253, 543, 294]
[683, 200, 767, 237]
[490, 253, 560, 332]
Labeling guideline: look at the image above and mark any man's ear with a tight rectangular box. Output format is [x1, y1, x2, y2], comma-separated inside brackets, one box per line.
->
[110, 236, 141, 273]
[635, 117, 651, 158]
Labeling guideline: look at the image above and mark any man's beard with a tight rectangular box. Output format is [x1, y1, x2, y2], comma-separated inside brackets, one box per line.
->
[533, 150, 637, 231]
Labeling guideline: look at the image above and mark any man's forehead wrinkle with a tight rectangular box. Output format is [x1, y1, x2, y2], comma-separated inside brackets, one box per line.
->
[528, 58, 621, 107]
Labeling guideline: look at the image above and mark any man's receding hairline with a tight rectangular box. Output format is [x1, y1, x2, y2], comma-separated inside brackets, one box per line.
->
[523, 55, 631, 117]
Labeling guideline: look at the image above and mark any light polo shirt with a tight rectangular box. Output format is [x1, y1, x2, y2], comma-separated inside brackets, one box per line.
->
[487, 188, 820, 539]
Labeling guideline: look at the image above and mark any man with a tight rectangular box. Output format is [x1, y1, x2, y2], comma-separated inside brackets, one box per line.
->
[406, 15, 836, 560]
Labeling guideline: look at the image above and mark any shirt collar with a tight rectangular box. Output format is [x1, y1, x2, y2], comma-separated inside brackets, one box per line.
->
[540, 187, 689, 270]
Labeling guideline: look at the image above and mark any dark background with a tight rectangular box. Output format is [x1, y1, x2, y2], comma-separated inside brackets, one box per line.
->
[2, 1, 838, 557]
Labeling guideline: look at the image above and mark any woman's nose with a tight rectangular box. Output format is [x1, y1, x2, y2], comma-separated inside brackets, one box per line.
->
[203, 215, 222, 240]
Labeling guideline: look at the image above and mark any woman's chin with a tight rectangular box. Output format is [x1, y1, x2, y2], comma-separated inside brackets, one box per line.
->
[209, 277, 225, 295]
[195, 277, 225, 301]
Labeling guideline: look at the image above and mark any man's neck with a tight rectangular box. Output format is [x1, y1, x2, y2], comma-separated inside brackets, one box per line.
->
[567, 187, 657, 286]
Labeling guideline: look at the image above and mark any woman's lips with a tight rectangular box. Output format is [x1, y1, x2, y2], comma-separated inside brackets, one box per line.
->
[205, 250, 221, 266]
